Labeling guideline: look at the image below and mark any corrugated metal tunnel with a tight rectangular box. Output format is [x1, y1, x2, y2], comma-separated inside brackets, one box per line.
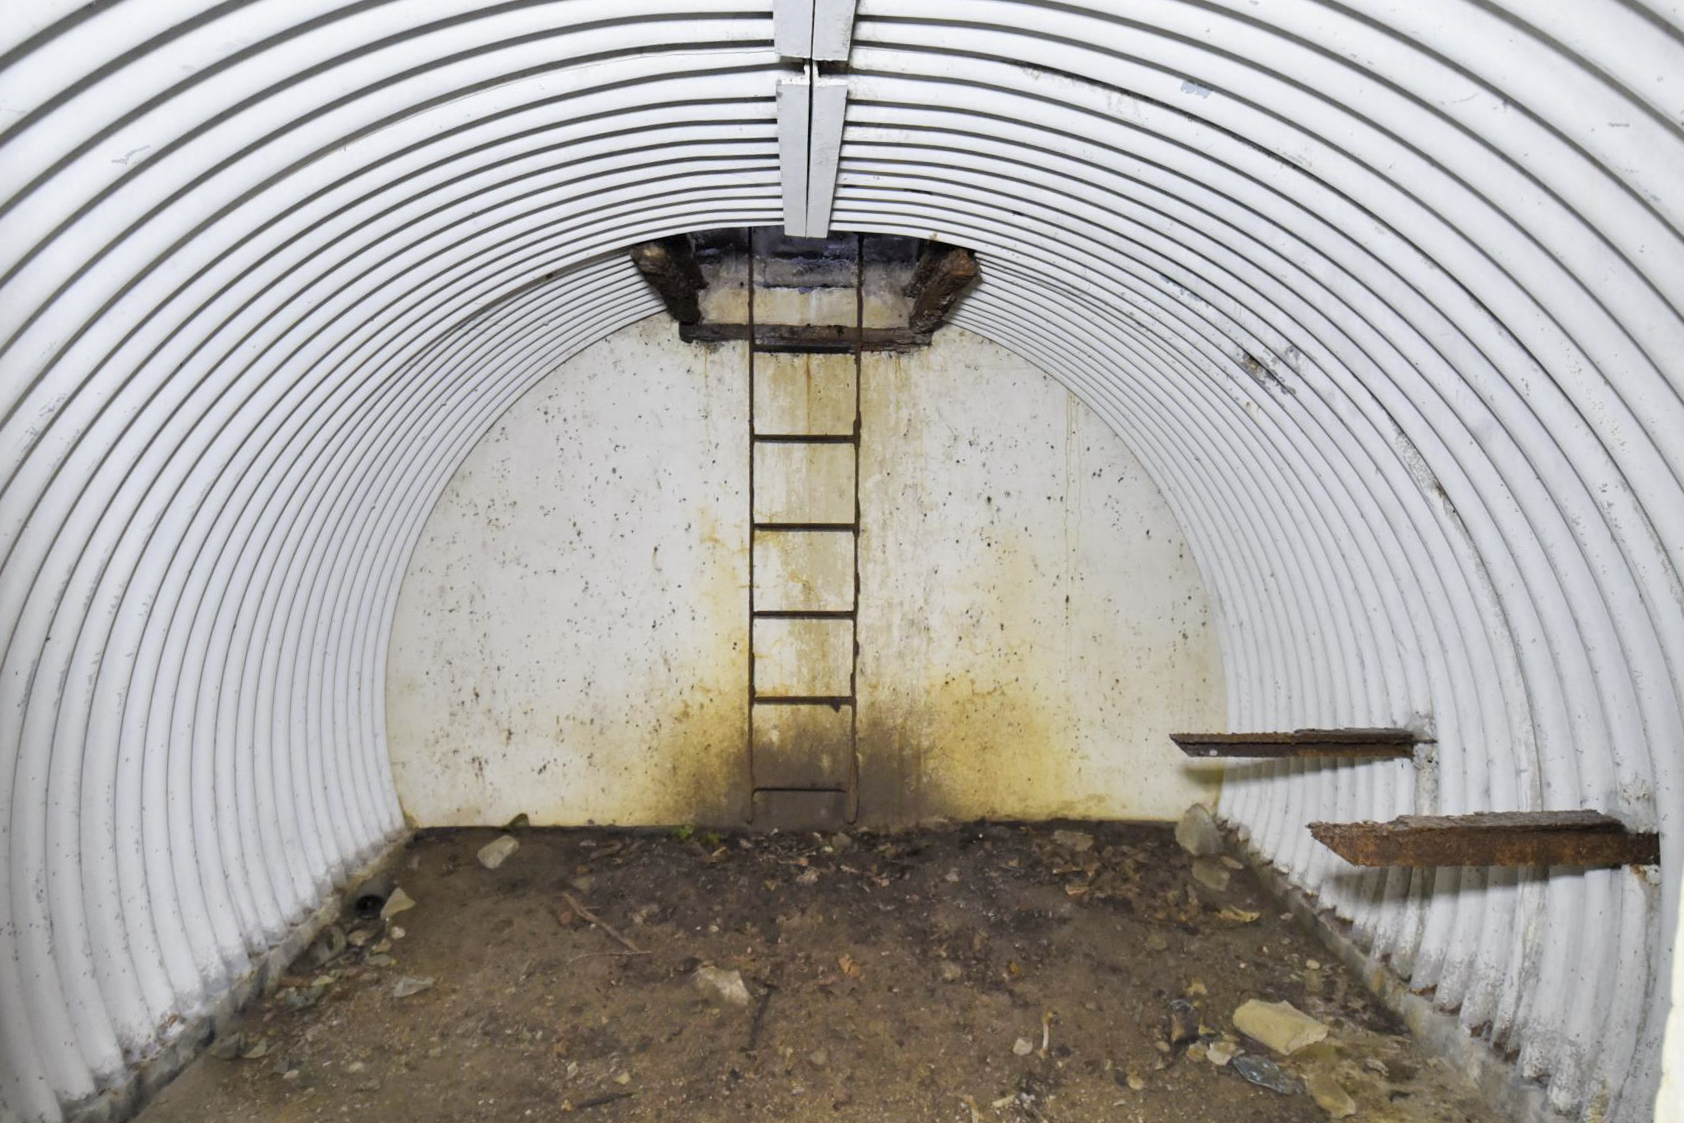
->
[1, 2, 1681, 1121]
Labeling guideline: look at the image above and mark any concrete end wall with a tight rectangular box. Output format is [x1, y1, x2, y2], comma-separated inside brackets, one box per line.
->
[386, 316, 1223, 826]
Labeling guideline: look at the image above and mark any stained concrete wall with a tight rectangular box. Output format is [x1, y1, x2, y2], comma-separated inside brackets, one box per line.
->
[386, 315, 1223, 826]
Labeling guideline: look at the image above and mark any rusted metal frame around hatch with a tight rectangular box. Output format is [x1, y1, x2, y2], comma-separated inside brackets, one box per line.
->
[745, 230, 865, 823]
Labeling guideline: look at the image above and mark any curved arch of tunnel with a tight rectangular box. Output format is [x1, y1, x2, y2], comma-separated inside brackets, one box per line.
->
[0, 4, 1680, 1122]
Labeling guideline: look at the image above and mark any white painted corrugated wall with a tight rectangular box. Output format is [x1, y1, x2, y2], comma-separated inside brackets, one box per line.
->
[0, 2, 1678, 1121]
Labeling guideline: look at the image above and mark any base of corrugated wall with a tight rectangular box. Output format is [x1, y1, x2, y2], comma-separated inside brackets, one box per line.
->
[1227, 827, 1563, 1123]
[63, 832, 413, 1123]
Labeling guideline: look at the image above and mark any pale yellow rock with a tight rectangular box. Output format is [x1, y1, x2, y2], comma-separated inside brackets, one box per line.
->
[1232, 999, 1329, 1055]
[1305, 1071, 1357, 1118]
[1191, 857, 1231, 891]
[380, 887, 415, 919]
[691, 965, 751, 1007]
[476, 834, 520, 869]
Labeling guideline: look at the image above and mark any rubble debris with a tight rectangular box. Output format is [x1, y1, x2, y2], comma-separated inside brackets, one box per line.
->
[1191, 857, 1231, 891]
[476, 834, 520, 869]
[1012, 1036, 1035, 1057]
[1166, 999, 1200, 1050]
[1175, 804, 1224, 856]
[391, 976, 434, 998]
[305, 925, 347, 968]
[276, 984, 326, 1010]
[143, 823, 1504, 1123]
[691, 965, 751, 1007]
[1051, 829, 1094, 852]
[1206, 1038, 1239, 1066]
[380, 887, 415, 920]
[208, 1034, 243, 1061]
[1231, 1053, 1300, 1094]
[1306, 1070, 1358, 1118]
[1233, 999, 1328, 1055]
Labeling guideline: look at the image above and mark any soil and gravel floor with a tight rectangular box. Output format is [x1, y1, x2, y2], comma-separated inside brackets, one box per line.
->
[136, 822, 1500, 1123]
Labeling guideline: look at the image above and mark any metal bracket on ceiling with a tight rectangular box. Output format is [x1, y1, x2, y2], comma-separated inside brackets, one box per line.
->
[774, 0, 856, 62]
[774, 0, 856, 238]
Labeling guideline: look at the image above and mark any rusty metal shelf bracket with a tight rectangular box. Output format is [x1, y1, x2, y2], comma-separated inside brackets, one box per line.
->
[1308, 810, 1660, 868]
[1171, 728, 1419, 759]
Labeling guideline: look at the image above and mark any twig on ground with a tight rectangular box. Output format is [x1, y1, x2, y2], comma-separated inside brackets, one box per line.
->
[745, 979, 779, 1052]
[566, 950, 650, 964]
[566, 1090, 635, 1111]
[560, 891, 643, 954]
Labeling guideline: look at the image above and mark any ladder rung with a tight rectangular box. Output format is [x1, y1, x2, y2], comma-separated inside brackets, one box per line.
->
[752, 521, 857, 533]
[751, 341, 856, 355]
[753, 432, 857, 444]
[752, 695, 855, 708]
[752, 609, 854, 620]
[752, 786, 848, 794]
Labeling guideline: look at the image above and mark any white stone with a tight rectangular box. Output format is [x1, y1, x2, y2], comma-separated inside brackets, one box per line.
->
[691, 966, 751, 1007]
[1305, 1071, 1357, 1118]
[1052, 829, 1094, 852]
[477, 834, 520, 869]
[1175, 804, 1224, 857]
[380, 887, 415, 919]
[1191, 857, 1231, 891]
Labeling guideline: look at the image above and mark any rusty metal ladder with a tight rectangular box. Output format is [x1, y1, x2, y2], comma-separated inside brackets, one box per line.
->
[746, 234, 863, 829]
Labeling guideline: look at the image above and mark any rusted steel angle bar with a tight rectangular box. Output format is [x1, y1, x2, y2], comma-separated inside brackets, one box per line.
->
[1309, 811, 1660, 867]
[1171, 728, 1417, 758]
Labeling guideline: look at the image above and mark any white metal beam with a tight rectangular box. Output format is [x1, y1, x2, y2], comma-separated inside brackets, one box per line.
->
[774, 0, 855, 61]
[776, 70, 812, 236]
[777, 64, 847, 237]
[805, 74, 848, 237]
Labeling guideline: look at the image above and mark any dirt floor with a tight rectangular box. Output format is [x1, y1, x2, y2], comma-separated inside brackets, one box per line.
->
[136, 822, 1500, 1123]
